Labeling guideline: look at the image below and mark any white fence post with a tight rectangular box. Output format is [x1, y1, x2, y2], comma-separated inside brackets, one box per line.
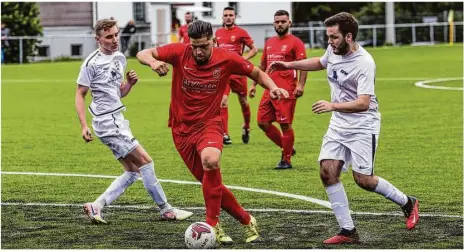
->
[19, 38, 23, 65]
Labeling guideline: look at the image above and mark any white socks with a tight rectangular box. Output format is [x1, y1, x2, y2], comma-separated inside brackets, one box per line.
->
[326, 182, 355, 231]
[95, 171, 140, 208]
[374, 177, 408, 207]
[139, 162, 172, 213]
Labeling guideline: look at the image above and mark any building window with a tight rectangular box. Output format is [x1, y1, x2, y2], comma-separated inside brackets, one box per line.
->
[228, 2, 238, 16]
[202, 2, 213, 17]
[38, 46, 49, 57]
[133, 2, 146, 22]
[71, 44, 82, 56]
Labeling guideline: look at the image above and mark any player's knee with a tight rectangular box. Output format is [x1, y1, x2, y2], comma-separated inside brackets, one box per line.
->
[202, 154, 220, 170]
[319, 161, 338, 186]
[239, 96, 248, 106]
[280, 123, 292, 131]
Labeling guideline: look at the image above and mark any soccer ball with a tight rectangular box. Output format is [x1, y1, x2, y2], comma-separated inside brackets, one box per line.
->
[184, 222, 217, 249]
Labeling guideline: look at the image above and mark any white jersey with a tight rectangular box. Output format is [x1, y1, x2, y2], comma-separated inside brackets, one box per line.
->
[319, 44, 381, 134]
[77, 49, 127, 116]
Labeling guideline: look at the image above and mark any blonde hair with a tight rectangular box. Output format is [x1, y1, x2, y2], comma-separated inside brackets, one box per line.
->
[94, 19, 117, 36]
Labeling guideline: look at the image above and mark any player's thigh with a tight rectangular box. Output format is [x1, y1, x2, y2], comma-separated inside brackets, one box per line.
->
[257, 93, 276, 123]
[274, 98, 297, 124]
[196, 122, 223, 169]
[318, 128, 352, 172]
[172, 131, 204, 181]
[347, 133, 379, 176]
[92, 112, 139, 161]
[229, 76, 248, 97]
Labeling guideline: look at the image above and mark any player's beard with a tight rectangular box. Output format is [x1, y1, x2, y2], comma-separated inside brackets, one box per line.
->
[275, 26, 289, 36]
[193, 53, 209, 65]
[224, 21, 234, 28]
[333, 38, 349, 55]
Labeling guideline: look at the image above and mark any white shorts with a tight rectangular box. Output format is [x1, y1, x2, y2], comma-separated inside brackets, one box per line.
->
[92, 111, 140, 159]
[318, 128, 379, 176]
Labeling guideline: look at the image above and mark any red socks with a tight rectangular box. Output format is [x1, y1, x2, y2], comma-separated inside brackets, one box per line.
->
[242, 103, 251, 129]
[264, 124, 283, 148]
[282, 129, 295, 163]
[221, 185, 251, 225]
[202, 169, 223, 227]
[220, 107, 229, 135]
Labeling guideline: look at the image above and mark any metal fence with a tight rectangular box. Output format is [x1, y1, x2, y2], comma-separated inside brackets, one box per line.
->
[2, 32, 173, 64]
[267, 21, 463, 48]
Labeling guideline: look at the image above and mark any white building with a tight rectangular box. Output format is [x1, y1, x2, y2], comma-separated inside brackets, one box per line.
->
[36, 2, 292, 60]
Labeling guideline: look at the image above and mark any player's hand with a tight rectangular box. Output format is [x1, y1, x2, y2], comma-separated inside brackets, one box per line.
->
[150, 61, 169, 77]
[312, 100, 334, 114]
[249, 85, 257, 98]
[293, 84, 304, 98]
[220, 95, 229, 108]
[267, 61, 290, 73]
[270, 87, 289, 100]
[126, 70, 138, 85]
[81, 126, 93, 143]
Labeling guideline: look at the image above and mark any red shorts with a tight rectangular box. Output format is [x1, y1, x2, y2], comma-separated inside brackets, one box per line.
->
[171, 121, 224, 182]
[257, 92, 296, 124]
[224, 75, 247, 96]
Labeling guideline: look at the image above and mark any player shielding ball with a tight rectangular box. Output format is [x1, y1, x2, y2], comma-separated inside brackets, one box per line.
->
[75, 18, 193, 224]
[136, 20, 288, 245]
[269, 12, 419, 244]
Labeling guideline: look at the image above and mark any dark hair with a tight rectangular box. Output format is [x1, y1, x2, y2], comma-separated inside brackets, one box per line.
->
[188, 20, 213, 39]
[324, 12, 358, 41]
[223, 6, 235, 13]
[94, 19, 117, 36]
[274, 10, 289, 17]
[185, 12, 191, 15]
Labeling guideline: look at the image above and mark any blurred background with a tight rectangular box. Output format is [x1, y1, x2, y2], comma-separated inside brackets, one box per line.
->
[0, 1, 462, 64]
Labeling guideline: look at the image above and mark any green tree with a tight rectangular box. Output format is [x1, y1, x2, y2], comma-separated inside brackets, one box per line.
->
[1, 2, 43, 63]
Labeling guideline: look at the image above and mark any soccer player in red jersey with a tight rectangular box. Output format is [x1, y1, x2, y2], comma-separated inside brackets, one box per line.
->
[178, 12, 193, 44]
[215, 6, 258, 145]
[249, 10, 308, 169]
[136, 20, 288, 245]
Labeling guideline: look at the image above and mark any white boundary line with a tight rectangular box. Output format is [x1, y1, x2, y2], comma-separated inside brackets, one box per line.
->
[2, 171, 462, 219]
[0, 171, 331, 208]
[2, 77, 458, 83]
[1, 202, 462, 219]
[415, 77, 463, 91]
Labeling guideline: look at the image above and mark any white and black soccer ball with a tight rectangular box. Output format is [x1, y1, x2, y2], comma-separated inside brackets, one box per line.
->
[184, 222, 216, 249]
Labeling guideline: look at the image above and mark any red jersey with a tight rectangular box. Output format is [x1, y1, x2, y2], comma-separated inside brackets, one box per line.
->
[261, 34, 306, 99]
[156, 43, 254, 134]
[178, 24, 190, 44]
[215, 26, 254, 56]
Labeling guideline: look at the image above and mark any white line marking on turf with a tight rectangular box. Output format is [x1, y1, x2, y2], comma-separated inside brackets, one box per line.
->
[3, 77, 459, 83]
[1, 202, 462, 219]
[415, 77, 463, 91]
[0, 171, 331, 208]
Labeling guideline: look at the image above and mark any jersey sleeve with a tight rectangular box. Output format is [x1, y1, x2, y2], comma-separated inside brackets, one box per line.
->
[260, 41, 267, 70]
[357, 60, 376, 95]
[241, 30, 254, 47]
[319, 46, 331, 68]
[156, 43, 186, 66]
[178, 27, 183, 38]
[229, 52, 254, 76]
[76, 64, 93, 87]
[294, 38, 307, 60]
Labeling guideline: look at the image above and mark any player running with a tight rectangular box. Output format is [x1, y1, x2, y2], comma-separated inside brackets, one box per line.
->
[268, 12, 420, 244]
[75, 18, 193, 224]
[215, 6, 258, 144]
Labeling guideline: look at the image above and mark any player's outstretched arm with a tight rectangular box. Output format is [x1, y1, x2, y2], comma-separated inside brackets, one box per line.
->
[269, 57, 325, 73]
[75, 85, 93, 142]
[247, 67, 289, 99]
[136, 48, 170, 76]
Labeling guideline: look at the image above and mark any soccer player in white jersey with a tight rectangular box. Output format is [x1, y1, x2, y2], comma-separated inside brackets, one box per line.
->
[269, 12, 419, 244]
[75, 19, 193, 224]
